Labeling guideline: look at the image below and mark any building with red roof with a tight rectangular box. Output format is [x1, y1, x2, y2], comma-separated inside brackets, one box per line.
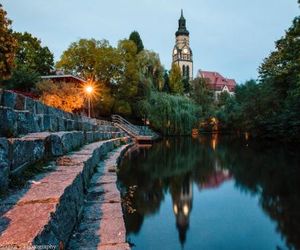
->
[198, 70, 236, 100]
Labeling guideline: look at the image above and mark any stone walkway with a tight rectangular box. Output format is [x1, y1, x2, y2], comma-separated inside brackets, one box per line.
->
[68, 145, 131, 250]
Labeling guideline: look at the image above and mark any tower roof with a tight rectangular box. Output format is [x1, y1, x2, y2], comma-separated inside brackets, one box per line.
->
[176, 9, 189, 37]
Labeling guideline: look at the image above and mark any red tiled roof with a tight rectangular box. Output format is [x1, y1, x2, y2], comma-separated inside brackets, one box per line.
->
[198, 70, 236, 92]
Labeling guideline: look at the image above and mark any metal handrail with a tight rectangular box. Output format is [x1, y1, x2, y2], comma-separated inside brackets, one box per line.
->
[111, 115, 141, 137]
[112, 114, 159, 141]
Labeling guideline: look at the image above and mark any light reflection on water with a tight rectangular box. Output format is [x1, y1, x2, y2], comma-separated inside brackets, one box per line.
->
[117, 136, 300, 250]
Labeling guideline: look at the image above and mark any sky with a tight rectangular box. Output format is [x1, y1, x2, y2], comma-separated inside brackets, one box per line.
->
[2, 0, 299, 83]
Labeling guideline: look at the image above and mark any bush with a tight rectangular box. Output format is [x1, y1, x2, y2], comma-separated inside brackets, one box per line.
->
[36, 80, 84, 112]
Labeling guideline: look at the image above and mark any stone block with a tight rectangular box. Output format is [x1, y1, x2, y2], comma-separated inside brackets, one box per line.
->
[36, 115, 45, 132]
[24, 97, 36, 113]
[1, 91, 16, 108]
[71, 131, 84, 150]
[35, 101, 46, 114]
[45, 134, 63, 157]
[16, 111, 39, 135]
[0, 138, 10, 193]
[59, 131, 83, 153]
[43, 115, 58, 132]
[57, 117, 65, 131]
[82, 122, 93, 131]
[65, 119, 75, 131]
[14, 94, 26, 110]
[84, 131, 94, 144]
[0, 106, 18, 137]
[9, 138, 45, 174]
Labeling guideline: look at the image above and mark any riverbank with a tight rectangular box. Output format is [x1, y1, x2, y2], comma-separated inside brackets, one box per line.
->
[68, 143, 133, 250]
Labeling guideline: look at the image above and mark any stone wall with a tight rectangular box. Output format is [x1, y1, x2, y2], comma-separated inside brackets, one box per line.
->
[0, 89, 114, 138]
[0, 89, 123, 193]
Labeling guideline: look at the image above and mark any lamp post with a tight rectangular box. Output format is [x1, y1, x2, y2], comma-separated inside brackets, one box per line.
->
[85, 85, 93, 118]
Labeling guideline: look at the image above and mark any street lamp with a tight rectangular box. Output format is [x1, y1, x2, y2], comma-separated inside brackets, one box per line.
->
[85, 85, 93, 118]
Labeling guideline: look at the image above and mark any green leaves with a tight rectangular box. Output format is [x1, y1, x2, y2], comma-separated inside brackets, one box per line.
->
[14, 32, 54, 75]
[169, 63, 183, 94]
[146, 91, 199, 135]
[0, 4, 17, 79]
[129, 31, 144, 54]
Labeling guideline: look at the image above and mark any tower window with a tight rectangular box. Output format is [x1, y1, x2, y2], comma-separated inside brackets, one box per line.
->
[186, 66, 190, 79]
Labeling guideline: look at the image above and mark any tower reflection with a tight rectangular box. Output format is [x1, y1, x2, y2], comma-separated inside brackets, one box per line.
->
[171, 175, 193, 248]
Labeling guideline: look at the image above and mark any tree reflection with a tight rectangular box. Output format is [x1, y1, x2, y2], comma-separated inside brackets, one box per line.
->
[118, 136, 300, 249]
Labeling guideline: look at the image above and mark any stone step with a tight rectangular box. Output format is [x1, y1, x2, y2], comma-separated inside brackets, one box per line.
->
[68, 145, 131, 250]
[0, 130, 126, 193]
[0, 137, 130, 249]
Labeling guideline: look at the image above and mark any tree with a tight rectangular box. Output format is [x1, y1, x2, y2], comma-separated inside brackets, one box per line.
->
[36, 80, 84, 112]
[129, 31, 144, 53]
[162, 70, 171, 92]
[218, 91, 231, 107]
[169, 63, 183, 94]
[147, 91, 199, 135]
[4, 65, 39, 91]
[0, 4, 17, 79]
[190, 77, 214, 115]
[94, 81, 115, 117]
[14, 32, 54, 75]
[137, 50, 164, 91]
[56, 39, 107, 80]
[116, 39, 139, 100]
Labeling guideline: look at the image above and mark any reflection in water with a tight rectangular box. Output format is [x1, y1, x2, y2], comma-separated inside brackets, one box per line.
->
[118, 136, 300, 249]
[171, 175, 193, 247]
[210, 133, 218, 151]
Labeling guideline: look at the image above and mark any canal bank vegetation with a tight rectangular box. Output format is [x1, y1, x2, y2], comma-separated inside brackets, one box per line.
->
[215, 12, 300, 141]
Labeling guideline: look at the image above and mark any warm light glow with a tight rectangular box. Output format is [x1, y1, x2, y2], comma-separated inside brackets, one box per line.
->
[245, 132, 249, 141]
[85, 85, 93, 94]
[173, 204, 178, 215]
[183, 204, 189, 216]
[211, 133, 218, 151]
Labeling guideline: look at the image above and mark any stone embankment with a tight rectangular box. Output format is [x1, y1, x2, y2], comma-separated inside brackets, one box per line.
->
[68, 145, 131, 250]
[0, 89, 122, 193]
[0, 90, 133, 249]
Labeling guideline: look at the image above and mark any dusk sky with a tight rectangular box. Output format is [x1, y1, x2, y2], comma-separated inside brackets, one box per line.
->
[2, 0, 299, 83]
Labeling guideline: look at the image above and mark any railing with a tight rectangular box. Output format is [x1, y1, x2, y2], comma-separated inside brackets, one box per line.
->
[111, 115, 142, 138]
[111, 115, 159, 142]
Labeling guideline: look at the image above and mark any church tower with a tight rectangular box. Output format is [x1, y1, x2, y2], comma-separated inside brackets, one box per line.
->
[172, 10, 193, 80]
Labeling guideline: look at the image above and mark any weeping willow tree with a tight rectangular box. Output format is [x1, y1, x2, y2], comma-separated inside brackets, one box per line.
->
[146, 91, 199, 135]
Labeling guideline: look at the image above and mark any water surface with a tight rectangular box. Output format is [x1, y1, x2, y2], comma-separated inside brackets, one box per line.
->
[117, 135, 300, 250]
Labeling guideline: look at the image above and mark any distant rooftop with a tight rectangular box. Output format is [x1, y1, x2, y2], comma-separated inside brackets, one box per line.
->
[198, 70, 236, 92]
[41, 74, 87, 83]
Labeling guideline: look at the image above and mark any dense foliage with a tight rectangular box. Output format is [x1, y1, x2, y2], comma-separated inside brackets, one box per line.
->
[216, 14, 300, 140]
[55, 34, 199, 135]
[138, 91, 199, 135]
[13, 32, 54, 75]
[36, 80, 84, 112]
[129, 31, 144, 54]
[0, 6, 53, 91]
[169, 63, 183, 94]
[0, 4, 17, 79]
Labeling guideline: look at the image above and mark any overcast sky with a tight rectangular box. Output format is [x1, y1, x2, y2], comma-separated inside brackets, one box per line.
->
[2, 0, 299, 83]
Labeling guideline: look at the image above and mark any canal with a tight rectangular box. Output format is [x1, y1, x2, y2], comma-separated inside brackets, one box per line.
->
[117, 135, 300, 250]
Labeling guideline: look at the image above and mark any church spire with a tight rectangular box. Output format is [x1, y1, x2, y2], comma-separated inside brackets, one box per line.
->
[176, 9, 189, 37]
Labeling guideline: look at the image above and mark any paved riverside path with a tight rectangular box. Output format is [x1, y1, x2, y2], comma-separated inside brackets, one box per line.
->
[68, 145, 131, 250]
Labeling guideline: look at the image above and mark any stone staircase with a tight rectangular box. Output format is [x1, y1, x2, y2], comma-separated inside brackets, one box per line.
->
[0, 90, 132, 249]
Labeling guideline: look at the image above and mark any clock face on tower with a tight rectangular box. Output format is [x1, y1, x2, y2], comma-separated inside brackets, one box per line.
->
[173, 49, 177, 55]
[183, 48, 188, 54]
